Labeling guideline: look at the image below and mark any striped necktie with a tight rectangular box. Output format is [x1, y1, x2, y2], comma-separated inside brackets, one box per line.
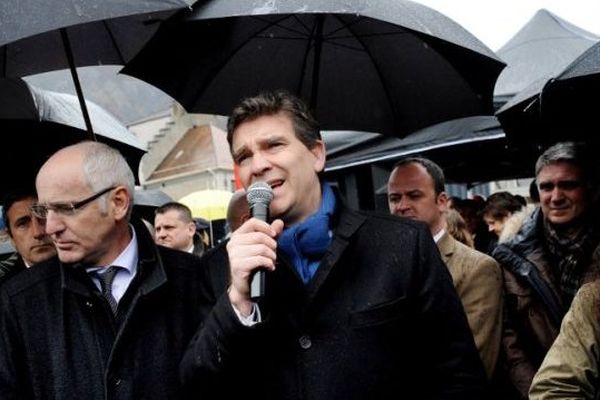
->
[96, 266, 120, 315]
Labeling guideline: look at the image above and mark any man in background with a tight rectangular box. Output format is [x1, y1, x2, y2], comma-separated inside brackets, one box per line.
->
[225, 189, 249, 235]
[154, 201, 205, 257]
[387, 157, 503, 379]
[0, 187, 56, 284]
[493, 141, 600, 398]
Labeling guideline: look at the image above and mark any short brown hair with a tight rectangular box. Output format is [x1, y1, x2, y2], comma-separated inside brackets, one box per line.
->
[226, 90, 321, 151]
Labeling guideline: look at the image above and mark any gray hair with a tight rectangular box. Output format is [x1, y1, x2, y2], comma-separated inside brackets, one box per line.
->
[535, 142, 598, 186]
[81, 141, 135, 218]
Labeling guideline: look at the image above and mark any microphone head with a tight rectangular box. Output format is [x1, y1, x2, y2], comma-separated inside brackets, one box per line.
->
[246, 181, 273, 206]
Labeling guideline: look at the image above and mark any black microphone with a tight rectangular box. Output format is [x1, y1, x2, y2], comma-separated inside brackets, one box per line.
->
[246, 181, 274, 299]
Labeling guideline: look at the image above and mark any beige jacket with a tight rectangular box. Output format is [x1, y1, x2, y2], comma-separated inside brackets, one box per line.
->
[438, 231, 504, 378]
[529, 281, 600, 400]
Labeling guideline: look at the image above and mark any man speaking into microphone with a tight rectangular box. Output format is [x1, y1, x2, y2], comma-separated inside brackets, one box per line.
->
[181, 90, 488, 399]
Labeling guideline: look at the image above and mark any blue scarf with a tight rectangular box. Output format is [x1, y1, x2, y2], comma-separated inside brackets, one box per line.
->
[277, 182, 336, 284]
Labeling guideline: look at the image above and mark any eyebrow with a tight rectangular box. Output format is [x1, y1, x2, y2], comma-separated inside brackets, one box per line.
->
[14, 216, 31, 225]
[231, 145, 248, 162]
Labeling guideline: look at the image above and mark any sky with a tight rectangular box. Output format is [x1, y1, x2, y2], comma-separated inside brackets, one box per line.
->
[412, 0, 600, 51]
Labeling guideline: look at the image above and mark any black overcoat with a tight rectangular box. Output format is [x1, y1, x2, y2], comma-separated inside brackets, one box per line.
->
[0, 218, 211, 399]
[182, 205, 488, 399]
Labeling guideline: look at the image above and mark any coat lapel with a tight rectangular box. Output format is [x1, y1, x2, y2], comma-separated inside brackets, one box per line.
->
[306, 207, 366, 303]
[437, 231, 455, 265]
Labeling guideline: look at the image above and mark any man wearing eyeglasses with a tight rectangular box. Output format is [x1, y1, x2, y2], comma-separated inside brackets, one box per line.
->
[0, 141, 212, 399]
[492, 141, 600, 399]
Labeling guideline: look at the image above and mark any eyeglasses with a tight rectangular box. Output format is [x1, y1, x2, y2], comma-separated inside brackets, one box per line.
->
[31, 187, 116, 219]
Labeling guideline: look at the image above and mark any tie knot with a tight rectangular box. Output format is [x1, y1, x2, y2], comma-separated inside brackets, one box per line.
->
[97, 266, 120, 291]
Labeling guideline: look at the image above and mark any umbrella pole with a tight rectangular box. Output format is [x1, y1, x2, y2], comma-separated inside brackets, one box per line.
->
[59, 28, 97, 141]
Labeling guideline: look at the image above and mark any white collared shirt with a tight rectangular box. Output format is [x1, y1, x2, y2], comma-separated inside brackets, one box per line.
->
[433, 228, 445, 244]
[87, 225, 139, 303]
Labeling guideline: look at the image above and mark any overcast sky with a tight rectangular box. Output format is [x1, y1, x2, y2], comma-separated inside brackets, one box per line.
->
[413, 0, 600, 50]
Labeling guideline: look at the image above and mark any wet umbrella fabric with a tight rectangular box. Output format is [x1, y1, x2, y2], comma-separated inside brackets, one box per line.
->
[493, 9, 599, 107]
[0, 0, 192, 136]
[323, 116, 536, 184]
[496, 40, 600, 147]
[122, 0, 505, 137]
[0, 78, 146, 192]
[133, 188, 174, 223]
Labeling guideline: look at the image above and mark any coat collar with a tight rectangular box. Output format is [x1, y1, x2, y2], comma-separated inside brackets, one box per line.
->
[436, 231, 456, 263]
[305, 204, 366, 301]
[61, 217, 167, 297]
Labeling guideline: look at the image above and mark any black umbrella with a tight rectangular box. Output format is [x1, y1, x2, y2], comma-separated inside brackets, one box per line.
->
[122, 0, 505, 137]
[133, 188, 174, 222]
[0, 0, 192, 137]
[323, 116, 536, 184]
[496, 40, 600, 147]
[0, 78, 146, 193]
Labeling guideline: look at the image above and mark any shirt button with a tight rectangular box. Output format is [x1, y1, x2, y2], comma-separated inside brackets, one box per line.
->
[298, 335, 312, 349]
[85, 301, 93, 308]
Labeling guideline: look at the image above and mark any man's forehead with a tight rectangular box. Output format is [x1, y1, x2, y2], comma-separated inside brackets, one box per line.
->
[537, 161, 583, 181]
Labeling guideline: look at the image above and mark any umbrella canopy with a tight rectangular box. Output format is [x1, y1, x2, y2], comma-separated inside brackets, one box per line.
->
[132, 187, 174, 223]
[25, 66, 174, 126]
[179, 190, 233, 221]
[134, 188, 174, 208]
[494, 9, 599, 107]
[0, 78, 146, 192]
[324, 116, 536, 184]
[496, 40, 600, 147]
[0, 1, 194, 47]
[0, 0, 193, 136]
[122, 0, 505, 137]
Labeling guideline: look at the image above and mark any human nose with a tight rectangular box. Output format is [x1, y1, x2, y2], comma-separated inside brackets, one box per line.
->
[250, 152, 271, 176]
[549, 186, 565, 203]
[155, 229, 165, 239]
[42, 210, 65, 236]
[31, 216, 48, 239]
[396, 198, 411, 214]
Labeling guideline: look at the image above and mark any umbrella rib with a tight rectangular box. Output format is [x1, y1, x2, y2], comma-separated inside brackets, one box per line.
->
[332, 15, 400, 132]
[296, 17, 320, 99]
[253, 15, 311, 37]
[102, 20, 126, 64]
[322, 15, 364, 37]
[322, 32, 410, 53]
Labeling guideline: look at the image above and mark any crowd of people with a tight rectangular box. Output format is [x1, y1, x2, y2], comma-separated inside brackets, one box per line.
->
[0, 89, 598, 399]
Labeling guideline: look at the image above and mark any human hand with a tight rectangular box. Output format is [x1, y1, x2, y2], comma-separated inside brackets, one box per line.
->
[226, 218, 284, 314]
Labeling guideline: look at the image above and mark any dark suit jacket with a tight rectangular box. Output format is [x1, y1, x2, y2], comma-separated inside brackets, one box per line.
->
[182, 205, 488, 399]
[0, 218, 211, 400]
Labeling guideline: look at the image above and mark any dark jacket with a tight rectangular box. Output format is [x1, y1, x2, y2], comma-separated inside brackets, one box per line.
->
[0, 218, 211, 400]
[0, 253, 26, 286]
[182, 205, 488, 399]
[493, 208, 600, 399]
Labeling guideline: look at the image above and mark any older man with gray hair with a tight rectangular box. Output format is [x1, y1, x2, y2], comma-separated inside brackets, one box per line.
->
[493, 141, 600, 399]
